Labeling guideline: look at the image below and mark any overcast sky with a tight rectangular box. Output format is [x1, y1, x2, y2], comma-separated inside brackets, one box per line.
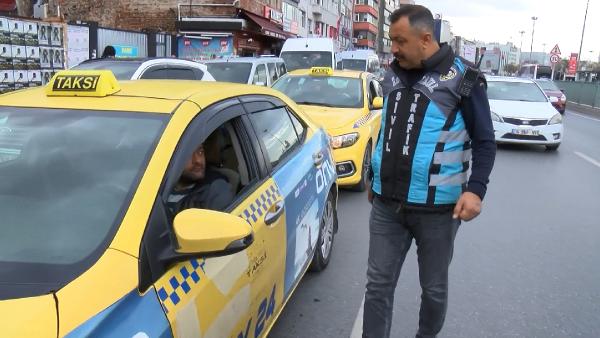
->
[417, 0, 600, 61]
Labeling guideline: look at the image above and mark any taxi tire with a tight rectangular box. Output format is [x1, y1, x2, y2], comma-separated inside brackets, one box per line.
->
[310, 192, 337, 272]
[351, 143, 372, 192]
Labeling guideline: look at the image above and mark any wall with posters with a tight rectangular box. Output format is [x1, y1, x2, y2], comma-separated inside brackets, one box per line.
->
[0, 17, 65, 94]
[178, 36, 234, 61]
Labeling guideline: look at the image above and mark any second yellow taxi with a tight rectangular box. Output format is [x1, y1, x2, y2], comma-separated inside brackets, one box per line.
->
[272, 67, 383, 191]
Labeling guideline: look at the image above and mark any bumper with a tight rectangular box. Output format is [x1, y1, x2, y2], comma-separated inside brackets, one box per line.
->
[494, 121, 563, 145]
[332, 145, 365, 186]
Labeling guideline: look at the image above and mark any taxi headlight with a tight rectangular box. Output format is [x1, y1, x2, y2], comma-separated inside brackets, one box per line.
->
[560, 94, 567, 103]
[548, 113, 563, 125]
[491, 111, 504, 123]
[331, 133, 359, 149]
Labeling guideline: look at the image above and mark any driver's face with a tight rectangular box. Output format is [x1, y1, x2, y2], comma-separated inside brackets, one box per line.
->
[181, 145, 206, 182]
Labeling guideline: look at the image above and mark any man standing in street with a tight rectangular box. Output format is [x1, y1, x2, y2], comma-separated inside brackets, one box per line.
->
[363, 4, 496, 338]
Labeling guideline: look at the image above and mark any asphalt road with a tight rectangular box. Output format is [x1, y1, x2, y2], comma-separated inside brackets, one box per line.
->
[270, 110, 600, 338]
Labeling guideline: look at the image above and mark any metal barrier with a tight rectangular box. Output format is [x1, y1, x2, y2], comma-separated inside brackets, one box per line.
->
[555, 81, 600, 109]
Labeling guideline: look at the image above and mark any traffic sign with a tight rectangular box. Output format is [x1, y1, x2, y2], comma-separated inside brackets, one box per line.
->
[550, 44, 561, 56]
[550, 54, 560, 64]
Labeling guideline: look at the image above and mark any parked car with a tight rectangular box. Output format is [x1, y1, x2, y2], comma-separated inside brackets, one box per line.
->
[272, 67, 383, 191]
[0, 69, 338, 337]
[487, 76, 563, 151]
[535, 79, 567, 114]
[203, 57, 287, 86]
[72, 58, 215, 81]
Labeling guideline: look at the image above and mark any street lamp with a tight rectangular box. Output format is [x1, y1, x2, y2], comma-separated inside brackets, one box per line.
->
[577, 0, 590, 71]
[519, 30, 525, 64]
[530, 16, 538, 64]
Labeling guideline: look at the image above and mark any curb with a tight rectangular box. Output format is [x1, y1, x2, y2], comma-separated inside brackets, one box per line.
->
[566, 102, 600, 118]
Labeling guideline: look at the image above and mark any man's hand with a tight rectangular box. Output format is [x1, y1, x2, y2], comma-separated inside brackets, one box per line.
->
[453, 192, 482, 221]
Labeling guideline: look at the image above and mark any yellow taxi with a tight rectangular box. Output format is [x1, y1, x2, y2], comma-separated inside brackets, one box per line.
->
[272, 67, 383, 191]
[0, 70, 338, 337]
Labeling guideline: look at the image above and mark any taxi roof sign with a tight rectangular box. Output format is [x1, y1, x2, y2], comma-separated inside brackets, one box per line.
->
[310, 67, 333, 76]
[46, 70, 121, 97]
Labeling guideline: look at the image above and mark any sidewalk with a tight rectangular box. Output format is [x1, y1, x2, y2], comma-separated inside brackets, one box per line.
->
[566, 102, 600, 119]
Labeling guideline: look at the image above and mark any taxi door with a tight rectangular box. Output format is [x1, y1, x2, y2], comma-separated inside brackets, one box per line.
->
[146, 100, 286, 338]
[245, 99, 335, 299]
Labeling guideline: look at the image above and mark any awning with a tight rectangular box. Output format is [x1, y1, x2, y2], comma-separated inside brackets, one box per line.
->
[241, 11, 294, 40]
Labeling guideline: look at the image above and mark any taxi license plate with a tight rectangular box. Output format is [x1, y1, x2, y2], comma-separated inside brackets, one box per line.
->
[512, 129, 539, 136]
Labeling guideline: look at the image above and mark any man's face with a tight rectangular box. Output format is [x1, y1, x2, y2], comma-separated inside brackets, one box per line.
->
[389, 17, 429, 70]
[181, 145, 206, 182]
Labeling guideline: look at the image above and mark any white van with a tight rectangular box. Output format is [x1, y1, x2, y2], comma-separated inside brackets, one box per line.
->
[337, 50, 380, 73]
[203, 57, 287, 86]
[280, 38, 338, 71]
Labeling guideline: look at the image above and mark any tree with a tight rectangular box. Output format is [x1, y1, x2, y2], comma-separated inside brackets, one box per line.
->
[504, 63, 519, 75]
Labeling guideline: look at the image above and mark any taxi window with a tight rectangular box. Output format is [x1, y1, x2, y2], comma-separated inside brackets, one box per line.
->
[249, 107, 300, 168]
[272, 75, 364, 108]
[140, 67, 169, 79]
[0, 108, 167, 298]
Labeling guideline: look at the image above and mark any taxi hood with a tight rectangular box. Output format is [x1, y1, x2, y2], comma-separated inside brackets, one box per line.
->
[0, 294, 57, 338]
[299, 105, 365, 130]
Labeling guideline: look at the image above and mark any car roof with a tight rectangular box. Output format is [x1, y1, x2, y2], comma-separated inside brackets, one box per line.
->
[486, 76, 536, 83]
[0, 80, 290, 114]
[286, 69, 366, 78]
[203, 57, 284, 64]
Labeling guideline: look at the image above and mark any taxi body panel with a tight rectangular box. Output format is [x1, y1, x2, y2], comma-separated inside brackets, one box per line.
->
[273, 68, 382, 188]
[0, 73, 337, 337]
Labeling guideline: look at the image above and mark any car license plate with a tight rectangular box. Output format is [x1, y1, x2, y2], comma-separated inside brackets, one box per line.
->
[512, 129, 539, 136]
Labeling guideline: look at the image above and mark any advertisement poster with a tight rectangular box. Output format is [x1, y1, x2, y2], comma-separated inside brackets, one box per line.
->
[51, 48, 64, 69]
[50, 24, 63, 46]
[38, 23, 51, 46]
[567, 53, 578, 76]
[178, 37, 234, 61]
[66, 25, 89, 68]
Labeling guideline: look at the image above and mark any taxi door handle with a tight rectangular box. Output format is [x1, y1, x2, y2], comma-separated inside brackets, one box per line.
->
[265, 200, 285, 226]
[313, 151, 324, 167]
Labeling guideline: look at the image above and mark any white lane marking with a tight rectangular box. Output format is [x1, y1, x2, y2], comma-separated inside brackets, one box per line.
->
[575, 151, 600, 168]
[569, 112, 600, 123]
[349, 296, 365, 338]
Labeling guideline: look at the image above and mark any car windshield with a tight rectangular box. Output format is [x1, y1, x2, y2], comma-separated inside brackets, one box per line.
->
[72, 60, 144, 80]
[205, 62, 252, 83]
[0, 108, 167, 299]
[487, 81, 548, 102]
[280, 51, 332, 71]
[536, 81, 560, 91]
[342, 59, 366, 71]
[273, 75, 363, 108]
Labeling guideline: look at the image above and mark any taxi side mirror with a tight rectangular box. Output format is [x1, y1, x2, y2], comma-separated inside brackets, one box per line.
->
[173, 209, 254, 256]
[372, 97, 384, 109]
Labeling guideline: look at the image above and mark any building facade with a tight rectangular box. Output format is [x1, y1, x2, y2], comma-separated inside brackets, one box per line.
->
[353, 0, 379, 50]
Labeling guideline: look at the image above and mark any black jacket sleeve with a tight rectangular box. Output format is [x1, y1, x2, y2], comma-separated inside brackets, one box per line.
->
[461, 78, 496, 201]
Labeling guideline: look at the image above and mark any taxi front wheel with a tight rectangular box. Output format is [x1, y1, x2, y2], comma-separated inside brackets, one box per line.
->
[310, 192, 337, 272]
[351, 143, 372, 192]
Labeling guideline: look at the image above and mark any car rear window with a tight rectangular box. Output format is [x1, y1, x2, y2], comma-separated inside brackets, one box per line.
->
[73, 60, 144, 80]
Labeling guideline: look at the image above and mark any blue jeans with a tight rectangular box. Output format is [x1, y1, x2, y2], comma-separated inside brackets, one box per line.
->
[362, 196, 461, 338]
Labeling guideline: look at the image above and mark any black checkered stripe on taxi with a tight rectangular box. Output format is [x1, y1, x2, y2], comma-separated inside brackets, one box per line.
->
[239, 184, 281, 224]
[353, 112, 374, 128]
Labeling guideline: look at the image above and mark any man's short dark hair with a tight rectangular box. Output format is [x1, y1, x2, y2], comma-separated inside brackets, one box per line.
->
[389, 5, 435, 34]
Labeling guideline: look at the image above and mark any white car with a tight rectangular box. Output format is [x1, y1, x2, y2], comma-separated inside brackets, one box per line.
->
[487, 76, 563, 151]
[72, 58, 215, 81]
[203, 57, 287, 87]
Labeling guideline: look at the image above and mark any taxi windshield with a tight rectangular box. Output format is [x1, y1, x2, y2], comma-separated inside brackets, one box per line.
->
[73, 60, 143, 80]
[0, 107, 167, 299]
[272, 75, 364, 108]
